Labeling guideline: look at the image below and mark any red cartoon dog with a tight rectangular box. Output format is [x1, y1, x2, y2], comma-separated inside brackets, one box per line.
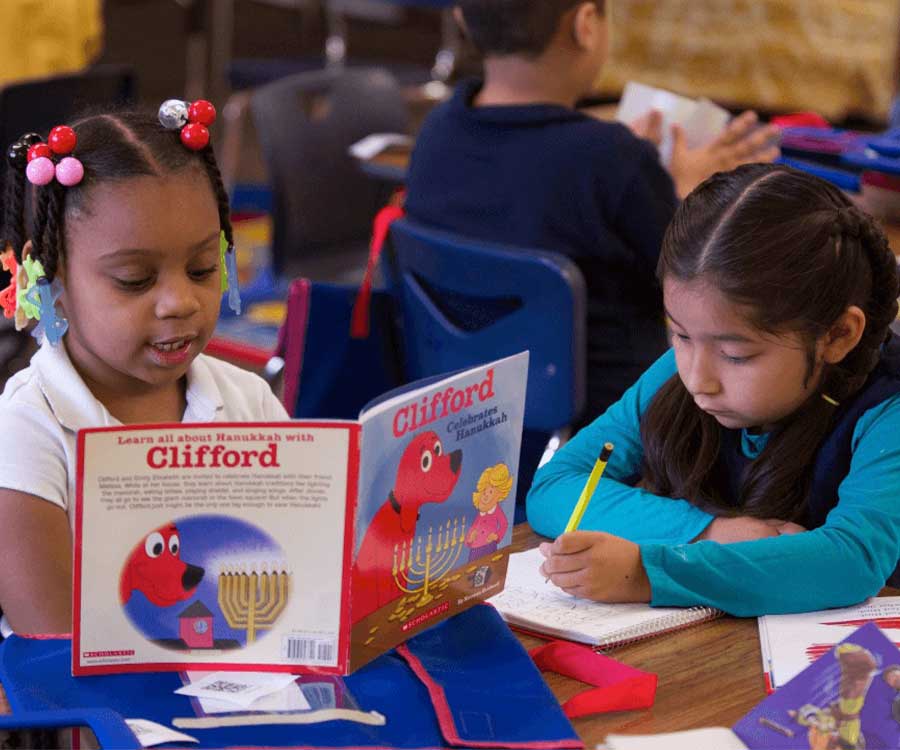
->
[352, 430, 462, 622]
[119, 522, 204, 607]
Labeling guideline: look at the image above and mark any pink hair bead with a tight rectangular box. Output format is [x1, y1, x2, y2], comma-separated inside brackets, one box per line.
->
[55, 157, 84, 186]
[26, 156, 55, 185]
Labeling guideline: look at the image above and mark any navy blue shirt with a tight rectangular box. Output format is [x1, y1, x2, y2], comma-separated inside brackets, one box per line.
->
[405, 79, 679, 417]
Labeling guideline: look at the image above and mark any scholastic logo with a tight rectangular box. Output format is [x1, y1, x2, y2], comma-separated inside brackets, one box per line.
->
[401, 602, 450, 632]
[83, 649, 135, 658]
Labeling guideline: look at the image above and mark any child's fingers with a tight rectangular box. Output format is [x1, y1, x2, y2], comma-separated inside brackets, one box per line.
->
[542, 565, 591, 592]
[541, 549, 590, 578]
[718, 110, 759, 145]
[724, 125, 780, 163]
[552, 530, 600, 554]
[754, 144, 781, 164]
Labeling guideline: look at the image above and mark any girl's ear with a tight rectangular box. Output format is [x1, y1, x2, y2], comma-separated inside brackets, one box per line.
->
[821, 305, 867, 364]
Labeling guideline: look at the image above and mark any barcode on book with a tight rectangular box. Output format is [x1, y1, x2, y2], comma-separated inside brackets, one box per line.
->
[281, 634, 337, 665]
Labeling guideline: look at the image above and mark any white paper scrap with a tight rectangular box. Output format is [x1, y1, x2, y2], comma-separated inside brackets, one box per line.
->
[125, 718, 199, 746]
[174, 671, 299, 708]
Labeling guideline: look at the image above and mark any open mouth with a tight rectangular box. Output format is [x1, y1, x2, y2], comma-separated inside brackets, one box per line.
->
[152, 338, 190, 353]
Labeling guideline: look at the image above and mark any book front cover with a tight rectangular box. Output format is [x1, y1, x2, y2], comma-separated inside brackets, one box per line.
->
[735, 622, 900, 749]
[74, 421, 359, 675]
[349, 352, 528, 671]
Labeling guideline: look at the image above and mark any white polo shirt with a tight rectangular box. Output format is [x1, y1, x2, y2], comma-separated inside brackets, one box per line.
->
[0, 340, 290, 526]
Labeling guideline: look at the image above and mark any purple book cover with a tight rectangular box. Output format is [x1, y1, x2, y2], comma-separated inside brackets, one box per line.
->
[734, 622, 900, 749]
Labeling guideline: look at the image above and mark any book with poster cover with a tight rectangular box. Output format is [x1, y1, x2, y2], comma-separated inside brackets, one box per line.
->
[758, 596, 900, 691]
[601, 623, 900, 749]
[73, 352, 527, 676]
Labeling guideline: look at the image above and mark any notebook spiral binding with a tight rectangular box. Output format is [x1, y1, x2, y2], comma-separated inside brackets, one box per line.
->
[592, 606, 724, 652]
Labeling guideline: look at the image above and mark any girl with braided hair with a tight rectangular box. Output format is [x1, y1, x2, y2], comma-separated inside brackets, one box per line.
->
[529, 163, 900, 615]
[0, 103, 287, 635]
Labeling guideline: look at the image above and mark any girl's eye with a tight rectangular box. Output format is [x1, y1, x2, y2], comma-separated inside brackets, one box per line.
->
[113, 277, 153, 291]
[674, 333, 690, 342]
[722, 353, 752, 364]
[189, 265, 218, 281]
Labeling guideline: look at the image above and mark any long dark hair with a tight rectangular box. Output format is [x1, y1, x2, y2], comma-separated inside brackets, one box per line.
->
[3, 109, 232, 281]
[640, 164, 899, 521]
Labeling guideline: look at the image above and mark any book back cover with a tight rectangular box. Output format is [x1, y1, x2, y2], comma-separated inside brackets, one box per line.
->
[74, 421, 359, 675]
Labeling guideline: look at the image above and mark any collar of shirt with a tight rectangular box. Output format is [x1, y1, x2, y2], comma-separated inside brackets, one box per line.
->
[451, 78, 588, 127]
[32, 341, 224, 431]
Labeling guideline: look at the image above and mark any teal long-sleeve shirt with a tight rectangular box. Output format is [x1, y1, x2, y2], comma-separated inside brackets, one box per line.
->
[526, 349, 900, 616]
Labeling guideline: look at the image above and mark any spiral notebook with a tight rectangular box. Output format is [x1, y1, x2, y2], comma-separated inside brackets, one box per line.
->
[487, 548, 722, 649]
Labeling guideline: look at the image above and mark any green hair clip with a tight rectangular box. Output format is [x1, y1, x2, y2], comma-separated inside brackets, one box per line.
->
[17, 255, 46, 322]
[220, 230, 241, 315]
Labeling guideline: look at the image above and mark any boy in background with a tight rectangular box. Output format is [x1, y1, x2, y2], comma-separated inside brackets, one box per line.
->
[404, 0, 780, 419]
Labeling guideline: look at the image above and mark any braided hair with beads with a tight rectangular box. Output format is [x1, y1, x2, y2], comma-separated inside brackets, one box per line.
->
[639, 163, 900, 522]
[1, 107, 233, 291]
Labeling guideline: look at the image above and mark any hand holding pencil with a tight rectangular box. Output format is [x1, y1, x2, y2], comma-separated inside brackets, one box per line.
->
[538, 441, 651, 603]
[564, 442, 614, 533]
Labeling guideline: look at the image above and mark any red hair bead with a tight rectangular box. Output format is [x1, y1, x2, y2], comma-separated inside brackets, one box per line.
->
[48, 126, 77, 155]
[180, 123, 209, 151]
[27, 143, 52, 162]
[187, 100, 216, 126]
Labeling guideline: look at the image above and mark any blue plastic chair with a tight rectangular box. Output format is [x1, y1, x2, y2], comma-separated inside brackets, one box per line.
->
[386, 218, 586, 432]
[384, 218, 587, 516]
[0, 709, 139, 749]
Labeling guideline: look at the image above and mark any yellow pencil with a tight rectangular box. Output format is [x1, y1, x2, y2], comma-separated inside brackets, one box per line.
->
[564, 442, 614, 533]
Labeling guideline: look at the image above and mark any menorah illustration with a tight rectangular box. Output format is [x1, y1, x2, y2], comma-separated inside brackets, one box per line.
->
[391, 516, 467, 610]
[218, 564, 290, 644]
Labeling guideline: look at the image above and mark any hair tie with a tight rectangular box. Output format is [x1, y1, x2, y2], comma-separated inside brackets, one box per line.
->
[834, 206, 861, 239]
[6, 132, 41, 171]
[17, 126, 84, 187]
[158, 99, 216, 151]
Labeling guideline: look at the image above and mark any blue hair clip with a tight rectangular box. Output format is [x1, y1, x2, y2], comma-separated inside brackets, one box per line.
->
[225, 246, 241, 315]
[25, 277, 68, 346]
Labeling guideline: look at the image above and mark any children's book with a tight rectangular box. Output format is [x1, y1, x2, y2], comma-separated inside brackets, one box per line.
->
[73, 352, 528, 676]
[488, 548, 722, 649]
[758, 596, 900, 691]
[615, 81, 731, 165]
[602, 622, 900, 749]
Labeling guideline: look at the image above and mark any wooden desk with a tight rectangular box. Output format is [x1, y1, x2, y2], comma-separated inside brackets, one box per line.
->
[508, 524, 765, 746]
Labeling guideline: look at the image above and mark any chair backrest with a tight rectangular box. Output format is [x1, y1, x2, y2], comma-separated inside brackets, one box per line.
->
[250, 67, 409, 276]
[386, 218, 587, 432]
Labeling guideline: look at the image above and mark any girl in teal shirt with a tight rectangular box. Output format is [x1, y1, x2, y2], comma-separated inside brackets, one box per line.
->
[528, 163, 900, 616]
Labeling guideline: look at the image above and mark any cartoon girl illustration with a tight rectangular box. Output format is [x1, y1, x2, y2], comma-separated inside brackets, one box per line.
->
[465, 463, 512, 562]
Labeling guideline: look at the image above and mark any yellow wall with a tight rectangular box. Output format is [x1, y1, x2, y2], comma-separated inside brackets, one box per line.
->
[0, 0, 103, 86]
[598, 0, 900, 121]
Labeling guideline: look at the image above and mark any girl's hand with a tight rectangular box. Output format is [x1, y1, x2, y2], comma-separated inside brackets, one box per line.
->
[668, 110, 781, 198]
[694, 516, 807, 543]
[538, 531, 651, 603]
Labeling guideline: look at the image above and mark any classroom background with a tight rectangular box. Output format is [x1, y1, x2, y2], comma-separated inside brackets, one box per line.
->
[2, 0, 899, 388]
[3, 1, 900, 746]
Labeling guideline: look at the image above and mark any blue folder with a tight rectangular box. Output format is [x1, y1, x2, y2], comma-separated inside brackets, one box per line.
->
[0, 605, 582, 749]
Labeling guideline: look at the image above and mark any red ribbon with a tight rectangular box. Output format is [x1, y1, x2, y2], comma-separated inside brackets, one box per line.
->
[531, 640, 658, 719]
[350, 199, 405, 339]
